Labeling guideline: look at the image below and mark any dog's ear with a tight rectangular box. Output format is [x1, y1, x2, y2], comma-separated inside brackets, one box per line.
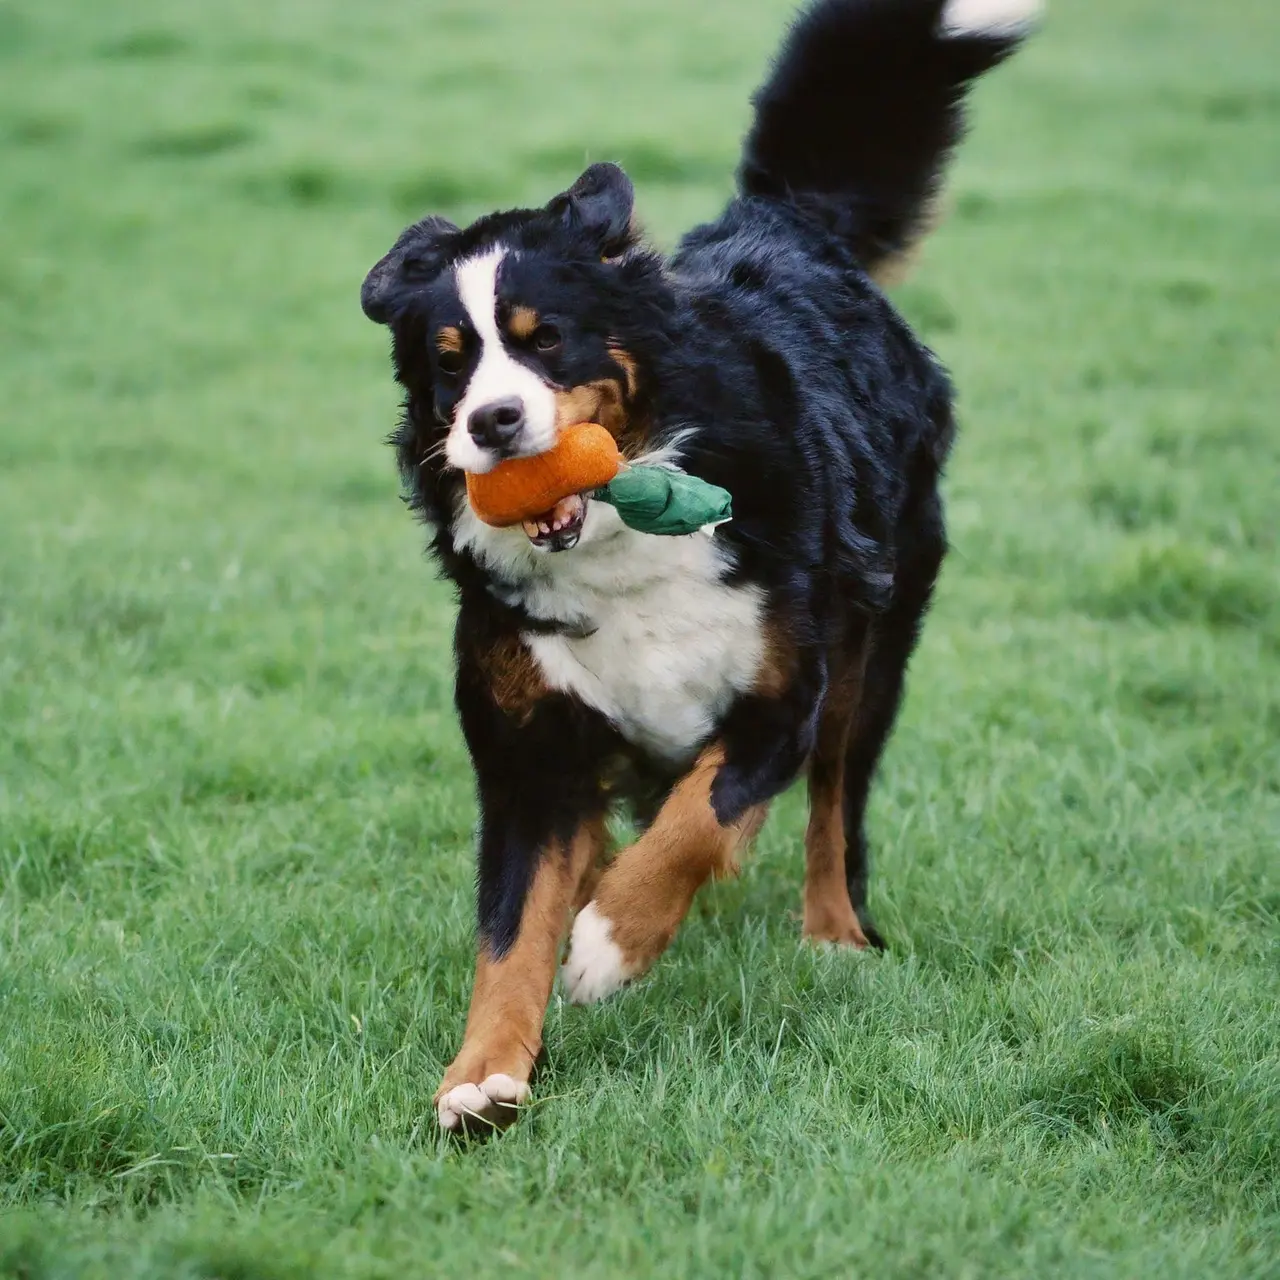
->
[550, 162, 636, 256]
[361, 215, 459, 324]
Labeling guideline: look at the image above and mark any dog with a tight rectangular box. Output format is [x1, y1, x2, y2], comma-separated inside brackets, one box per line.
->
[361, 0, 1038, 1133]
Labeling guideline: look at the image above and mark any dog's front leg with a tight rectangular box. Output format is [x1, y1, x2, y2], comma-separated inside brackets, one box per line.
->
[560, 744, 769, 1004]
[559, 643, 827, 1003]
[436, 626, 612, 1134]
[434, 811, 603, 1134]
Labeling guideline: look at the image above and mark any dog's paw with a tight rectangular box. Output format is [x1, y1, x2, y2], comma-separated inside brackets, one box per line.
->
[803, 920, 876, 950]
[802, 900, 886, 952]
[561, 902, 633, 1003]
[804, 932, 876, 952]
[436, 1073, 530, 1135]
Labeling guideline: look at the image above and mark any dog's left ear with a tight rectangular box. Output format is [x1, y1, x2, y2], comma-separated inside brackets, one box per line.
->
[361, 215, 459, 324]
[551, 162, 635, 256]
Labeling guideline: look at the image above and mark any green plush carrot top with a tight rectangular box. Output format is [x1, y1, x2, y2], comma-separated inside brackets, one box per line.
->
[593, 465, 732, 536]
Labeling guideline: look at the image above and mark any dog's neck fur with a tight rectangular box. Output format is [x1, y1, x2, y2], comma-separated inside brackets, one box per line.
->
[446, 427, 702, 626]
[453, 494, 765, 763]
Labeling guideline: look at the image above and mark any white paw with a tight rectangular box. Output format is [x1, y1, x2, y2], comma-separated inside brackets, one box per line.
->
[436, 1073, 530, 1133]
[561, 903, 633, 1004]
[941, 0, 1042, 38]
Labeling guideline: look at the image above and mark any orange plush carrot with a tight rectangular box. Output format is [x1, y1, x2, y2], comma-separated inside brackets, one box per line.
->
[465, 422, 622, 527]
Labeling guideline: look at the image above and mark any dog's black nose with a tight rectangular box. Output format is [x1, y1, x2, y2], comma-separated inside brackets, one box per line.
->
[468, 398, 526, 452]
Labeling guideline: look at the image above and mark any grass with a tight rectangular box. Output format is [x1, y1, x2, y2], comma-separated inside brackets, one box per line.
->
[1, 0, 1278, 1274]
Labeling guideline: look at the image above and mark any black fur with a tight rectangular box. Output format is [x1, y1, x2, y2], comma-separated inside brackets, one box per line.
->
[362, 0, 1032, 955]
[454, 611, 621, 952]
[741, 0, 1028, 272]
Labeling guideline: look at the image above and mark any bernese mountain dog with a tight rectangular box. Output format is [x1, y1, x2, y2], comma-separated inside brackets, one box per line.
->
[361, 0, 1039, 1133]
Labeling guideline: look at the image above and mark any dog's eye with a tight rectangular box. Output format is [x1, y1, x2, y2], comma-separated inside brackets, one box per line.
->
[437, 350, 463, 376]
[532, 324, 562, 353]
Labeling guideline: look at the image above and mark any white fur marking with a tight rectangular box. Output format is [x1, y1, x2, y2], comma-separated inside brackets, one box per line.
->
[561, 903, 632, 1003]
[455, 488, 762, 757]
[941, 0, 1042, 37]
[436, 1073, 530, 1131]
[447, 249, 558, 473]
[453, 485, 765, 762]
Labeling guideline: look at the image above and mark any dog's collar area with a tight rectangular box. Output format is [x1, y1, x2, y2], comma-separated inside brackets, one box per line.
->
[484, 581, 598, 640]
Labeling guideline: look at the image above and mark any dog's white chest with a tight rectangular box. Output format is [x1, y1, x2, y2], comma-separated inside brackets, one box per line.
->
[453, 499, 766, 762]
[528, 556, 763, 761]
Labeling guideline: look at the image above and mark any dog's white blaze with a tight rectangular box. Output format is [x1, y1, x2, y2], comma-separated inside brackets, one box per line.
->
[561, 903, 631, 1003]
[940, 0, 1042, 37]
[452, 496, 766, 764]
[447, 248, 559, 474]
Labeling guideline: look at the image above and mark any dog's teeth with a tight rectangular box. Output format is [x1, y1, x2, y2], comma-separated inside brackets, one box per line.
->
[539, 522, 551, 535]
[549, 494, 584, 528]
[522, 518, 540, 538]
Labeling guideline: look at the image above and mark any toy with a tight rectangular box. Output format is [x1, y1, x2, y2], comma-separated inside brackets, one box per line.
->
[595, 465, 732, 535]
[465, 421, 733, 536]
[465, 422, 621, 527]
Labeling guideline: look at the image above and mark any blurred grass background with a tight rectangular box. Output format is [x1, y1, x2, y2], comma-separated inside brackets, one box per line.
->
[1, 0, 1278, 1275]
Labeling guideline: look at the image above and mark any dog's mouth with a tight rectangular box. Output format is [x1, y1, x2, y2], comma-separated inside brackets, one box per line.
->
[521, 493, 587, 552]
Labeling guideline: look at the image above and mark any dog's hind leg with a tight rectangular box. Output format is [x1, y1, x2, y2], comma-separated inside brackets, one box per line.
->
[802, 627, 877, 949]
[841, 500, 948, 948]
[561, 745, 768, 1003]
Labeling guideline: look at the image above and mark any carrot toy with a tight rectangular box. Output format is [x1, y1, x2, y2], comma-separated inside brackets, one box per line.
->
[465, 422, 732, 537]
[465, 423, 621, 528]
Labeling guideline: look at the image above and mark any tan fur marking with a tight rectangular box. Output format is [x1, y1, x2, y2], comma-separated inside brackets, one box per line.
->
[506, 305, 539, 341]
[587, 745, 768, 978]
[754, 616, 795, 699]
[869, 192, 946, 288]
[554, 378, 626, 439]
[803, 640, 872, 947]
[436, 325, 464, 355]
[573, 852, 606, 913]
[606, 345, 639, 397]
[554, 375, 653, 457]
[478, 635, 547, 723]
[434, 818, 605, 1120]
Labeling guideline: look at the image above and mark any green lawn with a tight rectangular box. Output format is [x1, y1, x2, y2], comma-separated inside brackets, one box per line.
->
[2, 0, 1278, 1274]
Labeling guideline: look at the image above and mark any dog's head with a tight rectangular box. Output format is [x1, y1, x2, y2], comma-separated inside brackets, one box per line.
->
[363, 164, 663, 550]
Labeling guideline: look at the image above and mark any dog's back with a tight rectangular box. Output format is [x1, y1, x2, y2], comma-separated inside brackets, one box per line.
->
[654, 0, 1040, 615]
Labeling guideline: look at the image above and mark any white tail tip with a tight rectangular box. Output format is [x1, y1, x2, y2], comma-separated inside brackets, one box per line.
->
[941, 0, 1043, 38]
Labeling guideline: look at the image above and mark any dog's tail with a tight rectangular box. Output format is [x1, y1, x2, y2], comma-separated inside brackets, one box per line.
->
[740, 0, 1039, 279]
